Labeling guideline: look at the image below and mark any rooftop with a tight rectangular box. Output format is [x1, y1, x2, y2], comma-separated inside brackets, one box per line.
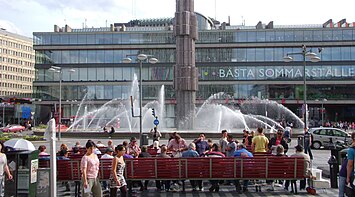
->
[0, 28, 32, 41]
[52, 17, 355, 33]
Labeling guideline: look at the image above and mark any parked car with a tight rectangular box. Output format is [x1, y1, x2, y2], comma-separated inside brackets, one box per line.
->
[310, 127, 351, 149]
[2, 125, 26, 133]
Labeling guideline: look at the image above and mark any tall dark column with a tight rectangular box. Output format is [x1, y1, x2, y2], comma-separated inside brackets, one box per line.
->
[174, 0, 198, 130]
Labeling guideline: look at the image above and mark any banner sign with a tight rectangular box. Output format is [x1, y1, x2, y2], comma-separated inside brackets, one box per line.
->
[218, 67, 355, 79]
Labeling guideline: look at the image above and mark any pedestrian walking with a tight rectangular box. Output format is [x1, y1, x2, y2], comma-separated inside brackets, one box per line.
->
[81, 140, 102, 197]
[0, 142, 12, 195]
[303, 128, 313, 160]
[110, 144, 127, 197]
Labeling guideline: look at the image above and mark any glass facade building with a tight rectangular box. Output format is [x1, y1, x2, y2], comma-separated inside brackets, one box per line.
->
[33, 16, 355, 125]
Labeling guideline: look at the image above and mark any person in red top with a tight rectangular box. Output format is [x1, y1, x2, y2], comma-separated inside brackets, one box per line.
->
[268, 129, 288, 154]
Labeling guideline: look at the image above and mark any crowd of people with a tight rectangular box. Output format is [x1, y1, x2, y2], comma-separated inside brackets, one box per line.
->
[324, 121, 355, 131]
[33, 125, 323, 196]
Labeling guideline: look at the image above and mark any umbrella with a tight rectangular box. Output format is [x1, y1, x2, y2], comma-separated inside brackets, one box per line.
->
[4, 138, 36, 151]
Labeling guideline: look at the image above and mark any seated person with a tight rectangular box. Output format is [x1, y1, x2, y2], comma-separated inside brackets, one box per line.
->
[72, 146, 81, 155]
[38, 145, 49, 156]
[57, 149, 70, 160]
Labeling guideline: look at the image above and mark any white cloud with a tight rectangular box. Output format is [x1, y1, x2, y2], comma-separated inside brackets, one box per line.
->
[0, 20, 23, 35]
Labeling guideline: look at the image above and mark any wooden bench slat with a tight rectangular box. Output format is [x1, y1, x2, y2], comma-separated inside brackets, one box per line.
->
[40, 156, 306, 182]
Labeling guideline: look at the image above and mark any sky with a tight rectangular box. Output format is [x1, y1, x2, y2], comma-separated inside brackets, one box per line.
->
[0, 0, 355, 37]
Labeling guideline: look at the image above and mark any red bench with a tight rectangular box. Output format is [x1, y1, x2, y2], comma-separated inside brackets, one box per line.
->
[147, 148, 159, 156]
[40, 157, 305, 194]
[125, 157, 305, 193]
[39, 159, 112, 197]
[38, 159, 112, 180]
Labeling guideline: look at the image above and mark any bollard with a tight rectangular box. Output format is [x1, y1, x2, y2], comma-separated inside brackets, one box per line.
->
[327, 155, 338, 188]
[141, 134, 149, 145]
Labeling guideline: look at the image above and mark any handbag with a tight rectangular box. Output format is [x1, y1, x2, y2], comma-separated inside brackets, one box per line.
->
[345, 185, 355, 197]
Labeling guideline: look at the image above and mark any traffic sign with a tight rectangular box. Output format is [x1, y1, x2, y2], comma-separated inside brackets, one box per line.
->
[153, 119, 159, 126]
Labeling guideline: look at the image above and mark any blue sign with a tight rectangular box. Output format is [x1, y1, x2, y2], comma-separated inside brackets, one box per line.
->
[21, 106, 31, 119]
[153, 119, 159, 126]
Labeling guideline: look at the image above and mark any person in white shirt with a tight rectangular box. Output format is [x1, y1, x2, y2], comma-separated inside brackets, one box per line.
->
[0, 142, 12, 195]
[94, 148, 102, 155]
[107, 140, 115, 150]
[150, 127, 162, 142]
[100, 148, 114, 190]
[219, 130, 228, 155]
[96, 141, 106, 147]
[101, 148, 114, 159]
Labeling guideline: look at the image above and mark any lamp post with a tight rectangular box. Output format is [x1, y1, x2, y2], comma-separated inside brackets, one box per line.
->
[283, 45, 321, 130]
[123, 54, 158, 146]
[48, 118, 57, 197]
[48, 66, 75, 140]
[315, 98, 327, 126]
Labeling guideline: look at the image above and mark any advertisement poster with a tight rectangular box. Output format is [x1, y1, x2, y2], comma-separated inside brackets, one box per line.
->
[36, 168, 50, 197]
[31, 159, 38, 183]
[17, 169, 30, 189]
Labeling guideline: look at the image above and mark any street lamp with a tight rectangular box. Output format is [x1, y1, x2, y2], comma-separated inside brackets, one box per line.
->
[123, 54, 158, 146]
[48, 66, 75, 140]
[283, 45, 321, 130]
[315, 98, 327, 126]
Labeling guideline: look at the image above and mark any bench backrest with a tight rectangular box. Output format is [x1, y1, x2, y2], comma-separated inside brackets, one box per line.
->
[41, 157, 305, 181]
[39, 159, 113, 181]
[125, 157, 305, 180]
[99, 158, 112, 180]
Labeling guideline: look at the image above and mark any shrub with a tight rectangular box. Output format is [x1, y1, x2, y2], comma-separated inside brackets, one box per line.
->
[23, 135, 44, 141]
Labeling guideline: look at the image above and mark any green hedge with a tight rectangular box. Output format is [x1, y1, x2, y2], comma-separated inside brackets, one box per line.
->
[0, 133, 44, 142]
[23, 135, 44, 141]
[35, 124, 47, 129]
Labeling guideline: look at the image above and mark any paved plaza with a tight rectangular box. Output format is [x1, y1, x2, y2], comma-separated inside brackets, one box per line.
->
[57, 181, 338, 196]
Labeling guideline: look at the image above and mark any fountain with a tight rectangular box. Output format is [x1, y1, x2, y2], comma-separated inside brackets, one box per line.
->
[67, 74, 166, 133]
[159, 85, 165, 128]
[240, 98, 304, 128]
[67, 74, 304, 134]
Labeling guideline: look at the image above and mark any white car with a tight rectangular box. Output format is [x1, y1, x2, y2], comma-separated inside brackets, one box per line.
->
[309, 127, 351, 149]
